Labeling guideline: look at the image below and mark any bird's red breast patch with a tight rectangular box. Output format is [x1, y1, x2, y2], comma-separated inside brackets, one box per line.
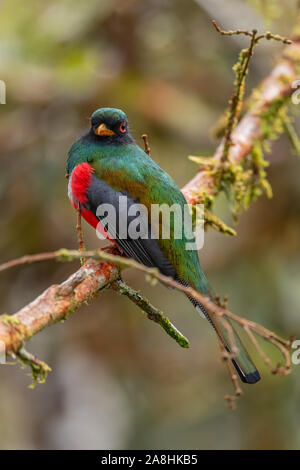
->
[68, 162, 116, 243]
[70, 162, 95, 204]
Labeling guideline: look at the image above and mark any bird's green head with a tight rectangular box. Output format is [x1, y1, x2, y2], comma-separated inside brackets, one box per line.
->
[89, 108, 132, 143]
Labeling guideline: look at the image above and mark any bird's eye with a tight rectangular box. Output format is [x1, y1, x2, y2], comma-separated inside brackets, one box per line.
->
[119, 121, 127, 133]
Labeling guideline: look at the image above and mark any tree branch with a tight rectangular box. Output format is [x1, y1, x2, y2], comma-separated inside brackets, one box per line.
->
[111, 279, 189, 348]
[0, 247, 292, 379]
[0, 256, 118, 355]
[182, 29, 300, 203]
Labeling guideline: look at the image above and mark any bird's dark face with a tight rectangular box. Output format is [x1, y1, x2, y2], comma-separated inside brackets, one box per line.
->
[90, 108, 130, 142]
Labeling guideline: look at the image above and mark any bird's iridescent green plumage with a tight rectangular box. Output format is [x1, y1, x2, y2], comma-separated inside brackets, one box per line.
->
[68, 134, 210, 296]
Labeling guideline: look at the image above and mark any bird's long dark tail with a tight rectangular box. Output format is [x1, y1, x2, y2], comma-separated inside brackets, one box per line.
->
[182, 282, 260, 384]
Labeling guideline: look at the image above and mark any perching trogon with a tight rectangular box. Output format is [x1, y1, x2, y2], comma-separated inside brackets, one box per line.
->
[67, 107, 260, 384]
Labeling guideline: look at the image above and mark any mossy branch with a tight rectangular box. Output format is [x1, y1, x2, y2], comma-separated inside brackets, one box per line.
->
[111, 279, 189, 348]
[183, 20, 300, 221]
[0, 246, 292, 402]
[15, 346, 51, 389]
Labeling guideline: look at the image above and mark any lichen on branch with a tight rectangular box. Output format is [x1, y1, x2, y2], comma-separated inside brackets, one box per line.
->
[183, 20, 299, 223]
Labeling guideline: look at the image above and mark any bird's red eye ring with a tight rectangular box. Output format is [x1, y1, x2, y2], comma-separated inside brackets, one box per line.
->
[119, 121, 127, 133]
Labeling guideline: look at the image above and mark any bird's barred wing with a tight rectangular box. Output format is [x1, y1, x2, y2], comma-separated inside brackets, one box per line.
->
[86, 173, 177, 277]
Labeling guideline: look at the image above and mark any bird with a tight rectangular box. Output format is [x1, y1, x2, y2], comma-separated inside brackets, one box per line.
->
[67, 107, 260, 385]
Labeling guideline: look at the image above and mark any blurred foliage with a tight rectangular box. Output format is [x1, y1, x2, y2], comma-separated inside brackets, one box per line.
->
[0, 0, 300, 450]
[249, 0, 283, 24]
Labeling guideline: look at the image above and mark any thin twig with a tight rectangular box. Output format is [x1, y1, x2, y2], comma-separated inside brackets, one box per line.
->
[256, 32, 292, 44]
[76, 204, 85, 253]
[111, 278, 189, 348]
[15, 346, 51, 389]
[212, 20, 291, 163]
[142, 134, 151, 156]
[0, 252, 62, 273]
[212, 19, 254, 38]
[244, 325, 272, 369]
[212, 20, 291, 44]
[219, 338, 242, 410]
[222, 29, 257, 162]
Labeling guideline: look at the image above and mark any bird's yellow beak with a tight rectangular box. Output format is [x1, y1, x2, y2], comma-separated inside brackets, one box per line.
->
[94, 123, 115, 136]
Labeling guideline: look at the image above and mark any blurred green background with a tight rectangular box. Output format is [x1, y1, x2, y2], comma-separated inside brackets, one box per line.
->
[1, 0, 300, 450]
